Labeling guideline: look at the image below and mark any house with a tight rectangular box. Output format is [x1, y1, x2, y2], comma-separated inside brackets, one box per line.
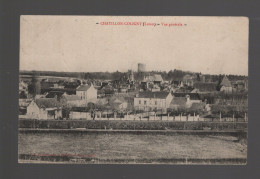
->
[134, 91, 173, 112]
[152, 74, 164, 85]
[182, 74, 197, 87]
[100, 84, 115, 96]
[141, 74, 164, 89]
[19, 99, 32, 115]
[60, 93, 85, 107]
[197, 74, 206, 82]
[76, 83, 97, 103]
[151, 85, 161, 92]
[170, 94, 203, 109]
[233, 80, 248, 92]
[170, 97, 187, 109]
[219, 76, 233, 93]
[26, 98, 62, 119]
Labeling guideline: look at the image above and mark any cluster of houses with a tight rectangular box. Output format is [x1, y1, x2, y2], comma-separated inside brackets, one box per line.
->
[19, 71, 248, 120]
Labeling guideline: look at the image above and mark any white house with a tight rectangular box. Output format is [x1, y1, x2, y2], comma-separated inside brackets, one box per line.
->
[134, 91, 173, 112]
[76, 83, 97, 103]
[26, 98, 62, 119]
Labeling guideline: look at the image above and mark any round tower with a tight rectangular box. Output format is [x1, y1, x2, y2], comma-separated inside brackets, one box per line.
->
[138, 63, 146, 72]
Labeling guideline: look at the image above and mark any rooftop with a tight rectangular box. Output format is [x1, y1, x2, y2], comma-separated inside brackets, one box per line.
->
[193, 82, 217, 92]
[62, 94, 81, 101]
[220, 76, 232, 87]
[76, 84, 92, 91]
[45, 91, 65, 98]
[172, 93, 201, 100]
[142, 74, 163, 82]
[136, 91, 170, 99]
[34, 98, 62, 108]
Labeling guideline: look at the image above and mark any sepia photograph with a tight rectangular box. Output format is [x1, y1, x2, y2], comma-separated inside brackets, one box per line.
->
[18, 16, 248, 164]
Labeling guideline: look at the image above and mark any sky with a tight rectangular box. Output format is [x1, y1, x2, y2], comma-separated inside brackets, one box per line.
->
[20, 16, 248, 75]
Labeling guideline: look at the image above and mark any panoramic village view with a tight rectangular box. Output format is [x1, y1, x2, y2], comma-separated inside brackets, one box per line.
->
[18, 63, 248, 164]
[18, 16, 248, 164]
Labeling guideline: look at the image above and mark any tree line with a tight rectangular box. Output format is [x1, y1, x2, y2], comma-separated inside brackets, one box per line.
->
[20, 69, 248, 82]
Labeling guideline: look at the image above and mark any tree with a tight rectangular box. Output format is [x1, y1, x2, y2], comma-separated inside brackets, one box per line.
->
[28, 71, 41, 97]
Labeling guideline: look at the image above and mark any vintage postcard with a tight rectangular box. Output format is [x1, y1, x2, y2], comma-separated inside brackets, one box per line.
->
[19, 16, 248, 164]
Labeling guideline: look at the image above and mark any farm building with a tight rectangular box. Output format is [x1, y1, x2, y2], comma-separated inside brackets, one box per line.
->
[26, 98, 62, 119]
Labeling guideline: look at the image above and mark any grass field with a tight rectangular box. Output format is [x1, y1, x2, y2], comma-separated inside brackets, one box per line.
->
[18, 132, 247, 164]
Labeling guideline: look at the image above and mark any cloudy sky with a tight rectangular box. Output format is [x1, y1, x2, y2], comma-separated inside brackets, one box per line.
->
[20, 16, 248, 75]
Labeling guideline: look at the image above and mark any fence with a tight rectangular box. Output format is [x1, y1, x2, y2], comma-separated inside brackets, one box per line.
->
[19, 118, 248, 131]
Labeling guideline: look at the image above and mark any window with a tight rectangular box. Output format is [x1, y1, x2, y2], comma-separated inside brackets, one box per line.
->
[139, 100, 141, 104]
[144, 101, 147, 105]
[155, 101, 157, 105]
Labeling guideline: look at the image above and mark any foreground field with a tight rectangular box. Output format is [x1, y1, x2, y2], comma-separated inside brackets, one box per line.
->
[18, 132, 247, 164]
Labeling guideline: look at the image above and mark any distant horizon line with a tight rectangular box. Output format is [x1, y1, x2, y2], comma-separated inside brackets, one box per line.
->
[19, 69, 248, 77]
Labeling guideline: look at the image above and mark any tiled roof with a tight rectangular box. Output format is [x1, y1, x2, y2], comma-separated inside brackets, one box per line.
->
[62, 95, 81, 101]
[34, 98, 62, 108]
[193, 82, 217, 92]
[153, 74, 163, 81]
[136, 91, 170, 99]
[175, 87, 193, 93]
[142, 74, 163, 82]
[220, 76, 232, 87]
[76, 84, 91, 91]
